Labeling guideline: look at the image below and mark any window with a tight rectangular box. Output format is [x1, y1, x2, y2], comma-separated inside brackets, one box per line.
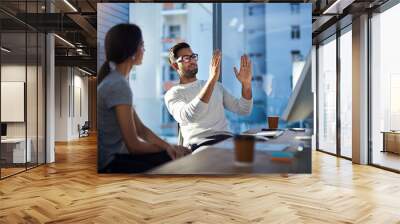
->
[291, 25, 300, 39]
[129, 3, 213, 142]
[290, 3, 300, 14]
[119, 3, 311, 142]
[339, 28, 352, 158]
[163, 3, 187, 10]
[248, 4, 265, 16]
[222, 3, 312, 132]
[291, 50, 302, 61]
[370, 3, 400, 171]
[168, 25, 181, 39]
[317, 36, 337, 155]
[0, 1, 47, 179]
[169, 66, 176, 81]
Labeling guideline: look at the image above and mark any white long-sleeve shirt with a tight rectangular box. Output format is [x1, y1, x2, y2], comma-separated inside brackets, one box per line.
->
[164, 80, 253, 146]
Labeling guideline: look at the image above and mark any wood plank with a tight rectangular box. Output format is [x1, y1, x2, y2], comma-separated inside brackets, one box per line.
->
[0, 134, 400, 223]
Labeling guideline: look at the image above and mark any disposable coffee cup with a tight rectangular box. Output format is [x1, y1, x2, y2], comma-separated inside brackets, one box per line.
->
[268, 116, 279, 129]
[233, 135, 255, 166]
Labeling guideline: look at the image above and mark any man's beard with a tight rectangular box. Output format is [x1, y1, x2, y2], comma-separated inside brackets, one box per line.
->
[183, 67, 198, 78]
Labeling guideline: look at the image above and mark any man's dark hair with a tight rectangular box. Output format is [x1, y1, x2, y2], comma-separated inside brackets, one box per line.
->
[168, 42, 191, 65]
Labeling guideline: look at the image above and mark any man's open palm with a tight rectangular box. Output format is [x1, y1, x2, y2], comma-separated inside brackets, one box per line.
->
[234, 55, 252, 86]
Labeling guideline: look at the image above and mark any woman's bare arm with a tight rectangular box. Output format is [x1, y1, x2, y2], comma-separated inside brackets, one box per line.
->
[114, 105, 163, 155]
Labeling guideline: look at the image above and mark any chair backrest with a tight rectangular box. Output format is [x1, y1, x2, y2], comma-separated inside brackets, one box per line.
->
[82, 121, 90, 129]
[177, 123, 184, 146]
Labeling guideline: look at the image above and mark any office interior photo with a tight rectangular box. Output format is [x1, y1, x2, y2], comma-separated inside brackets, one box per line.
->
[0, 0, 400, 223]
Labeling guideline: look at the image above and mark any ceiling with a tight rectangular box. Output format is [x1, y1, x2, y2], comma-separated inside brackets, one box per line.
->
[0, 0, 390, 75]
[0, 0, 97, 73]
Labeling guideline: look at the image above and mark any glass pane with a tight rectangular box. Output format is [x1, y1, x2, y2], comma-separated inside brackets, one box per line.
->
[340, 29, 352, 158]
[1, 30, 28, 177]
[318, 36, 337, 154]
[0, 0, 47, 178]
[371, 4, 400, 171]
[127, 3, 213, 143]
[38, 33, 46, 165]
[26, 0, 40, 169]
[27, 31, 38, 169]
[221, 3, 312, 132]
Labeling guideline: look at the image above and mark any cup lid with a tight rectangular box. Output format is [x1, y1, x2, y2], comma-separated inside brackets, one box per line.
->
[233, 134, 256, 140]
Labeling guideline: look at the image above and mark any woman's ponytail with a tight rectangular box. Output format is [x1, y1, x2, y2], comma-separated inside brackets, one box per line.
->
[97, 24, 143, 85]
[97, 61, 110, 86]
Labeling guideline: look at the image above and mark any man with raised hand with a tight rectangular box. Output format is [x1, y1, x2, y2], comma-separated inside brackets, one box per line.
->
[164, 42, 253, 151]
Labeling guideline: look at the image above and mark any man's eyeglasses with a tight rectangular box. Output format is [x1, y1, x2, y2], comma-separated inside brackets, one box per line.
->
[176, 53, 198, 63]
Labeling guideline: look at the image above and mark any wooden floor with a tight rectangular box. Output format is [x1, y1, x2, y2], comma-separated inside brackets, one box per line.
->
[1, 135, 400, 223]
[1, 163, 43, 178]
[372, 150, 400, 171]
[1, 167, 26, 178]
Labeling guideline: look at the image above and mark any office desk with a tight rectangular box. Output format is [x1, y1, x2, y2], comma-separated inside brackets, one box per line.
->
[382, 131, 400, 154]
[148, 129, 311, 174]
[1, 138, 31, 164]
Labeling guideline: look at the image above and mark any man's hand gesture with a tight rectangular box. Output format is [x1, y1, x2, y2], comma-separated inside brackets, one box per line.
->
[209, 49, 222, 82]
[234, 54, 252, 87]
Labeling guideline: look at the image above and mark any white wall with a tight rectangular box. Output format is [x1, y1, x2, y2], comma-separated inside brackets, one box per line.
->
[1, 66, 26, 130]
[1, 65, 33, 137]
[1, 64, 46, 163]
[1, 65, 26, 81]
[54, 67, 89, 141]
[72, 73, 89, 138]
[55, 67, 69, 141]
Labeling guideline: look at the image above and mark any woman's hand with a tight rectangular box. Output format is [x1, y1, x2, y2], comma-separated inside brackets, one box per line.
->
[166, 145, 192, 159]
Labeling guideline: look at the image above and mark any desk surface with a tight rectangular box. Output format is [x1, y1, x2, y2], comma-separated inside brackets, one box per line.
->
[148, 129, 312, 174]
[1, 138, 27, 143]
[381, 131, 400, 134]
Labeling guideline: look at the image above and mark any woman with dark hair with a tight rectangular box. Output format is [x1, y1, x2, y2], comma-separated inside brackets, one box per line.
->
[97, 24, 191, 173]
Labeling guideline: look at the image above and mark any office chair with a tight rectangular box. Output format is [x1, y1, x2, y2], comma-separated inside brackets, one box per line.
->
[82, 121, 90, 132]
[78, 121, 90, 138]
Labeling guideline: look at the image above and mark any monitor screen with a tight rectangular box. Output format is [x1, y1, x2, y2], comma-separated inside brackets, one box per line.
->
[1, 123, 7, 137]
[282, 53, 313, 123]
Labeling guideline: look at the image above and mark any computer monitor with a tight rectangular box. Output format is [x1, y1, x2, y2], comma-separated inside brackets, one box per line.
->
[1, 123, 7, 137]
[282, 52, 313, 123]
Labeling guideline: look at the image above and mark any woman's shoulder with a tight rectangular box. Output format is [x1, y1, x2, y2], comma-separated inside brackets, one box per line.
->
[98, 72, 130, 93]
[106, 72, 129, 85]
